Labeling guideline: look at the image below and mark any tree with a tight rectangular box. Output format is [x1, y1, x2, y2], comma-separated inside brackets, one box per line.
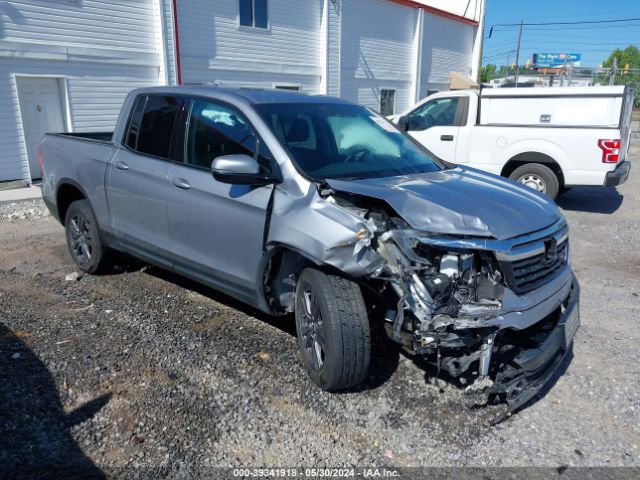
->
[601, 45, 640, 106]
[480, 64, 497, 83]
[602, 45, 640, 69]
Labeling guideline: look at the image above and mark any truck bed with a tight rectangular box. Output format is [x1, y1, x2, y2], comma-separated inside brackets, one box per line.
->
[49, 131, 114, 144]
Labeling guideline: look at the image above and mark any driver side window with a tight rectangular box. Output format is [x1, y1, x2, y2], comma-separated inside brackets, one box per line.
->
[407, 97, 460, 131]
[185, 99, 272, 170]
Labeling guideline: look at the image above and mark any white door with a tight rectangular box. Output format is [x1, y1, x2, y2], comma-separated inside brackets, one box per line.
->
[404, 96, 462, 162]
[16, 77, 66, 179]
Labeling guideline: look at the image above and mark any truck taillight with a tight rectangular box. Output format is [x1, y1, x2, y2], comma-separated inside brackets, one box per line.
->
[598, 139, 621, 164]
[37, 145, 43, 176]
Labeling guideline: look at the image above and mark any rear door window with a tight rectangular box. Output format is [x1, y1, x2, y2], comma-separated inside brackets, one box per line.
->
[125, 95, 146, 150]
[134, 95, 183, 159]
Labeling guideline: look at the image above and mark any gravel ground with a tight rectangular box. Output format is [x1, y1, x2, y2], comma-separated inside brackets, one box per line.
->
[1, 156, 639, 477]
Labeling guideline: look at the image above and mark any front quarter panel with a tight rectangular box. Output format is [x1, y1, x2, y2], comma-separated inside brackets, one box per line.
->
[266, 183, 383, 277]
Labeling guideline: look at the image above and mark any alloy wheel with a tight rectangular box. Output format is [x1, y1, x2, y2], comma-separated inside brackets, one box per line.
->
[69, 213, 93, 264]
[299, 288, 326, 370]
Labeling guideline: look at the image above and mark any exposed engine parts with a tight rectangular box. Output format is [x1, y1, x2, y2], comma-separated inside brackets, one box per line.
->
[336, 200, 505, 356]
[320, 190, 576, 408]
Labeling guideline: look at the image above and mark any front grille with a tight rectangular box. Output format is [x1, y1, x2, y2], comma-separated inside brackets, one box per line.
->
[501, 240, 568, 294]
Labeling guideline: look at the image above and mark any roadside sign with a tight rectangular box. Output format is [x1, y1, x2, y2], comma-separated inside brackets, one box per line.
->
[533, 53, 581, 68]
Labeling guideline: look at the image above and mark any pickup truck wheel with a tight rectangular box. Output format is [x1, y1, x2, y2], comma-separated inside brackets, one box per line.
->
[295, 268, 371, 391]
[64, 200, 111, 274]
[509, 163, 560, 200]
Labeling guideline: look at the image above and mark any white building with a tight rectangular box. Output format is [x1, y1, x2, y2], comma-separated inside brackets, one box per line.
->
[0, 0, 484, 184]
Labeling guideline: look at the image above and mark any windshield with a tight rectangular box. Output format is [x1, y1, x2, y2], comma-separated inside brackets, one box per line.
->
[255, 103, 443, 180]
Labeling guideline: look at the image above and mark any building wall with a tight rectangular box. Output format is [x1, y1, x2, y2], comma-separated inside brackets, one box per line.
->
[0, 0, 481, 183]
[325, 0, 342, 97]
[340, 0, 417, 113]
[419, 13, 475, 96]
[165, 0, 478, 114]
[0, 0, 164, 183]
[173, 0, 324, 92]
[161, 0, 178, 85]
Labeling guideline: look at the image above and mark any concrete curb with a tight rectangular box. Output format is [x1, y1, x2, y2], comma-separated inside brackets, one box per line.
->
[0, 185, 42, 204]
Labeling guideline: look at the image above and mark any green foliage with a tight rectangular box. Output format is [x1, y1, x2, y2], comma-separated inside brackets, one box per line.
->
[601, 45, 640, 107]
[480, 64, 497, 83]
[602, 45, 640, 69]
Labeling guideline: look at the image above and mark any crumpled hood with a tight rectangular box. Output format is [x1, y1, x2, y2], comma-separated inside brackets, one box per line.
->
[326, 166, 562, 240]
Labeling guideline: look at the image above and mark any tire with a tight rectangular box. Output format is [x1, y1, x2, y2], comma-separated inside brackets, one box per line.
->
[509, 163, 560, 200]
[295, 268, 371, 391]
[64, 199, 112, 274]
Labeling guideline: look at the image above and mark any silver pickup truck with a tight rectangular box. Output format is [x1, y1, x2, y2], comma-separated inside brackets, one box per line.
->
[41, 87, 579, 411]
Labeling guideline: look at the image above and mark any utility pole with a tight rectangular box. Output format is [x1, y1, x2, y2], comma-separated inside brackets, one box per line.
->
[514, 20, 524, 87]
[610, 57, 617, 85]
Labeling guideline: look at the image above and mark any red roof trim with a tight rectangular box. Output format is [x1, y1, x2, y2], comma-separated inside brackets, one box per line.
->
[387, 0, 479, 26]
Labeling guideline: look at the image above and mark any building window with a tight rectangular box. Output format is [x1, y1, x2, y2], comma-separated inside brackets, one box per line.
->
[274, 84, 301, 91]
[239, 0, 268, 29]
[380, 89, 396, 116]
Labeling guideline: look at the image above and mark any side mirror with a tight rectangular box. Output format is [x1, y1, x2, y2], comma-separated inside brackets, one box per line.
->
[211, 154, 281, 186]
[397, 115, 409, 132]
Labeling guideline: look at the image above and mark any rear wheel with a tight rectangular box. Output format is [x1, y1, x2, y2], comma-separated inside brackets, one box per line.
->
[509, 163, 560, 200]
[295, 268, 371, 391]
[64, 200, 112, 274]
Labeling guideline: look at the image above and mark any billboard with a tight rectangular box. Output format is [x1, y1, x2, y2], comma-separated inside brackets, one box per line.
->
[533, 53, 581, 68]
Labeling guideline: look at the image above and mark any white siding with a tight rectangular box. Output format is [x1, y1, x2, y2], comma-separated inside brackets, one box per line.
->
[419, 13, 475, 95]
[326, 0, 342, 97]
[174, 0, 324, 92]
[0, 0, 163, 183]
[340, 0, 417, 114]
[161, 0, 178, 85]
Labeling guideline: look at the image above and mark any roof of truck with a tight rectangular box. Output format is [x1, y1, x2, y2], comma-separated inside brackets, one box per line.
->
[481, 85, 627, 97]
[130, 85, 350, 105]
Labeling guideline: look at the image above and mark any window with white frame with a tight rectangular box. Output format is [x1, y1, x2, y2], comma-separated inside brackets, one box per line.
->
[380, 89, 396, 116]
[274, 84, 301, 91]
[239, 0, 268, 29]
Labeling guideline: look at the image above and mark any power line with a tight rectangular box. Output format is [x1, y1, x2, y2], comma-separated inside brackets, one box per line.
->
[487, 17, 640, 37]
[492, 16, 640, 28]
[494, 23, 640, 32]
[486, 42, 635, 50]
[507, 9, 640, 22]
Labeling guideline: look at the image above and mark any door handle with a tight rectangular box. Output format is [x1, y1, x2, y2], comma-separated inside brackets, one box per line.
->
[114, 160, 129, 170]
[171, 178, 191, 190]
[440, 135, 454, 141]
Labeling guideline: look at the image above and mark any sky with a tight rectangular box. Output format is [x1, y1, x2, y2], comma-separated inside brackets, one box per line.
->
[482, 0, 640, 68]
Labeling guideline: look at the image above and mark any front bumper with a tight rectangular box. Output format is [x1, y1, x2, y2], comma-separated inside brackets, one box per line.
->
[604, 160, 631, 187]
[488, 277, 580, 412]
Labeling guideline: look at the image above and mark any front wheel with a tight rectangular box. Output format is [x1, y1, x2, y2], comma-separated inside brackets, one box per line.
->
[509, 163, 560, 200]
[295, 268, 371, 391]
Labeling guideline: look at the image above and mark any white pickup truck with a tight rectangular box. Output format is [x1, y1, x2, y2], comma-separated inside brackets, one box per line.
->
[392, 86, 634, 199]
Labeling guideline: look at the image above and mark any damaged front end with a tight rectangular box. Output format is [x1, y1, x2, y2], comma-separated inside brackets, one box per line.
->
[325, 190, 579, 412]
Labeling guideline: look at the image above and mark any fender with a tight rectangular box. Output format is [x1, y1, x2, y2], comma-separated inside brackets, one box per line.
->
[54, 177, 92, 222]
[500, 138, 569, 174]
[55, 177, 121, 250]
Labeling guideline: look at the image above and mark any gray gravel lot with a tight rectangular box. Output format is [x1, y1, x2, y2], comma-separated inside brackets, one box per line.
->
[1, 155, 639, 476]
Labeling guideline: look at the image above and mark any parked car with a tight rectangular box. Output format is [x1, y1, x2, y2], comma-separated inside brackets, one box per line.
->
[40, 87, 579, 411]
[390, 86, 634, 199]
